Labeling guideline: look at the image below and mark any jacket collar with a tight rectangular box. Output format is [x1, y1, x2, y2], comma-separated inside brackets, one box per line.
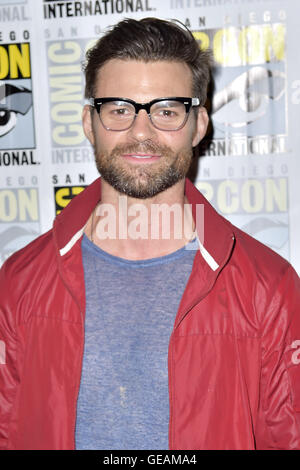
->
[175, 179, 235, 326]
[54, 177, 235, 273]
[184, 178, 235, 271]
[53, 177, 101, 256]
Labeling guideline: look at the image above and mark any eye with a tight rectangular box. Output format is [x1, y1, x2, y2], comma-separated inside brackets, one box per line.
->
[103, 101, 134, 118]
[159, 109, 177, 118]
[112, 107, 130, 115]
[0, 83, 32, 137]
[152, 107, 179, 119]
[151, 100, 184, 120]
[0, 109, 17, 136]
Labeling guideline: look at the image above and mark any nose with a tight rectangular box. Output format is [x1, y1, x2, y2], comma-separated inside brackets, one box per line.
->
[128, 109, 156, 142]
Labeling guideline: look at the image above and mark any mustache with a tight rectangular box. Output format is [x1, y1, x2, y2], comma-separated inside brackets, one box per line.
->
[111, 141, 173, 156]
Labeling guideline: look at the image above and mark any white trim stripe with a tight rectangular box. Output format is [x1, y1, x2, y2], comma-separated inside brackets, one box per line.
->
[197, 236, 219, 271]
[59, 227, 85, 257]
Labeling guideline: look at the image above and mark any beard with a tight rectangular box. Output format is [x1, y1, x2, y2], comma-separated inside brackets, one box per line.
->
[94, 140, 193, 199]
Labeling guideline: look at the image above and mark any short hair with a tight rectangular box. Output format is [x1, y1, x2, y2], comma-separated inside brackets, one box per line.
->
[83, 17, 212, 106]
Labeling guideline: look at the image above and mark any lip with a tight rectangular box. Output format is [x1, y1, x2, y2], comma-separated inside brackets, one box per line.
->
[121, 154, 161, 163]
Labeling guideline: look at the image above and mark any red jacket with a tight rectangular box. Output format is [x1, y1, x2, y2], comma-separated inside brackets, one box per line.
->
[0, 178, 300, 450]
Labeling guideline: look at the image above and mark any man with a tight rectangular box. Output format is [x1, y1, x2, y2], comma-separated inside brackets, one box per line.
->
[0, 18, 300, 451]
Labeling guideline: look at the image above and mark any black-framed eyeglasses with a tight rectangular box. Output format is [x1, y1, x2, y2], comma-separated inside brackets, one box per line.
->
[89, 97, 200, 131]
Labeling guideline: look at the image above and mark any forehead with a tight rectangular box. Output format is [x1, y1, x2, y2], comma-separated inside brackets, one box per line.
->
[94, 59, 193, 100]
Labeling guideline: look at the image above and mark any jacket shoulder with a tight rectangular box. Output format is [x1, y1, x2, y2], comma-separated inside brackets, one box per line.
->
[218, 222, 300, 349]
[0, 230, 57, 325]
[1, 229, 55, 278]
[231, 223, 291, 279]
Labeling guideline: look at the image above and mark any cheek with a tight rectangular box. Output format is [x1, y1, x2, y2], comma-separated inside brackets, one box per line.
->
[93, 129, 119, 154]
[163, 129, 194, 150]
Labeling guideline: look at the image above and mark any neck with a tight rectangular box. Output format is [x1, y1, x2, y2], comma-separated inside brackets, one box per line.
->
[85, 178, 196, 260]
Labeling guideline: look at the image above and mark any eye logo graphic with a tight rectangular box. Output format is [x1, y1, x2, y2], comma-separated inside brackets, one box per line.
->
[211, 67, 286, 137]
[194, 24, 287, 155]
[0, 83, 32, 138]
[0, 42, 35, 150]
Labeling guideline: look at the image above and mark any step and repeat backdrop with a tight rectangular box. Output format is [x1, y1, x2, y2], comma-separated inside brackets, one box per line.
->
[0, 0, 299, 274]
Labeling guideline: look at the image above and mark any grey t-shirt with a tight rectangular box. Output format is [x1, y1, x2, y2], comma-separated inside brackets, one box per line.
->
[75, 234, 197, 450]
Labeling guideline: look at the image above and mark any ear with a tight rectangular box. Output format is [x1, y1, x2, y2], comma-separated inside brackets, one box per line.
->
[82, 104, 95, 146]
[192, 107, 209, 148]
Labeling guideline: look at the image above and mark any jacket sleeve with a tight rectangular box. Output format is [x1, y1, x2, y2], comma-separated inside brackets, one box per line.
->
[0, 259, 19, 450]
[255, 265, 300, 449]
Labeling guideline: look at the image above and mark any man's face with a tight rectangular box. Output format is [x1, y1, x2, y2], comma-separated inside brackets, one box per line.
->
[83, 59, 208, 199]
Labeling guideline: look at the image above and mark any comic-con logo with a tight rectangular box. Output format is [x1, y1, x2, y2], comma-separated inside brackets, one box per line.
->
[54, 185, 86, 214]
[47, 39, 88, 148]
[194, 23, 287, 156]
[43, 0, 153, 19]
[0, 0, 29, 22]
[0, 42, 35, 149]
[0, 186, 40, 264]
[196, 176, 289, 260]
